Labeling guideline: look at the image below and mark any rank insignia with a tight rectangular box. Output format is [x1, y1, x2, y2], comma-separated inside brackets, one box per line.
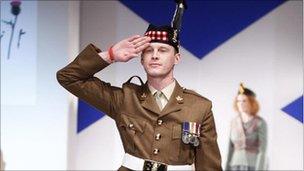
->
[139, 93, 147, 101]
[176, 95, 183, 103]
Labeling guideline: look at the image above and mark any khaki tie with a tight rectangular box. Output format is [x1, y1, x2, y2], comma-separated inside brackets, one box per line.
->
[154, 91, 164, 110]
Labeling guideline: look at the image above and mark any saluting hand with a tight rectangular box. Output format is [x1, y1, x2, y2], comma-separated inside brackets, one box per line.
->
[111, 35, 151, 62]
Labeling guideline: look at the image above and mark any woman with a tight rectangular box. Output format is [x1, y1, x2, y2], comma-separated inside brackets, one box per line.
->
[226, 83, 267, 171]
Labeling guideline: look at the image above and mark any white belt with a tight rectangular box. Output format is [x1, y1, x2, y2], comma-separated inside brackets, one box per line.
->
[122, 153, 194, 170]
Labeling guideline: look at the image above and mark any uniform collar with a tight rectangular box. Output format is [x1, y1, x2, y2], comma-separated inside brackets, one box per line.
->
[140, 80, 183, 116]
[148, 80, 176, 101]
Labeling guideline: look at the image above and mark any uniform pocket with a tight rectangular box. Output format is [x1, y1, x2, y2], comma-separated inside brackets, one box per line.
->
[172, 125, 182, 139]
[171, 125, 194, 163]
[169, 125, 182, 161]
[118, 113, 146, 133]
[117, 114, 146, 153]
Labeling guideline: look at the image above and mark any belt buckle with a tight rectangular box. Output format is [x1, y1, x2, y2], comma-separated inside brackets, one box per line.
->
[143, 160, 167, 171]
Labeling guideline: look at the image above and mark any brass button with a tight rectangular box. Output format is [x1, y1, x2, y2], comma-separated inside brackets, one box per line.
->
[141, 93, 147, 98]
[128, 123, 134, 128]
[157, 120, 163, 125]
[155, 133, 161, 140]
[153, 148, 159, 155]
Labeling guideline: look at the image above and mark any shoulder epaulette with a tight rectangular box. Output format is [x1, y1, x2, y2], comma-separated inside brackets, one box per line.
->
[183, 88, 209, 101]
[126, 75, 144, 85]
[123, 75, 145, 90]
[183, 88, 202, 98]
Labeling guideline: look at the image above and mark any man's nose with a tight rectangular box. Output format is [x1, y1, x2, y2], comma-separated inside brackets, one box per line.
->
[151, 50, 159, 60]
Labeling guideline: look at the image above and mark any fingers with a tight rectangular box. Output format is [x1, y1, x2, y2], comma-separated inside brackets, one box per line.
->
[120, 35, 151, 59]
[133, 37, 151, 49]
[131, 36, 150, 45]
[135, 42, 150, 53]
[127, 35, 141, 42]
[128, 42, 150, 58]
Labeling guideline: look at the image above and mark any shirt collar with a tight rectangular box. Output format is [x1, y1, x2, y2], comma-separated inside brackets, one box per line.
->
[148, 80, 176, 101]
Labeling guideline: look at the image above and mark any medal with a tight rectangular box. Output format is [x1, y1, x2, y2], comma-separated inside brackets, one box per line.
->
[182, 122, 201, 147]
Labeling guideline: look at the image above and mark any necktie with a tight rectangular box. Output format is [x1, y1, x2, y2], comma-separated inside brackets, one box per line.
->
[154, 91, 164, 110]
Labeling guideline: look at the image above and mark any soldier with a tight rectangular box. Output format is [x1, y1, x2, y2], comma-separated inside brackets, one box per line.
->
[57, 1, 222, 170]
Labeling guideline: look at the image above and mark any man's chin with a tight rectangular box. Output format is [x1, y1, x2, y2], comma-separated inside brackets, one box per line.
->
[147, 72, 165, 78]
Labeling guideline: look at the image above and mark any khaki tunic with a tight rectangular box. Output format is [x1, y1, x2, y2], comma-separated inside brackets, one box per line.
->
[57, 44, 222, 171]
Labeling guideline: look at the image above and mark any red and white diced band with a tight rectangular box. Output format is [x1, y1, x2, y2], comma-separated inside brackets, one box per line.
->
[145, 31, 168, 41]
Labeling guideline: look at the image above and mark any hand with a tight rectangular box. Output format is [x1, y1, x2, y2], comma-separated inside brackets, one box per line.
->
[111, 35, 151, 62]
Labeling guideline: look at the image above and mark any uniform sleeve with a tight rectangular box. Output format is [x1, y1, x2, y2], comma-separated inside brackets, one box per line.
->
[255, 119, 267, 170]
[56, 44, 123, 119]
[195, 102, 222, 171]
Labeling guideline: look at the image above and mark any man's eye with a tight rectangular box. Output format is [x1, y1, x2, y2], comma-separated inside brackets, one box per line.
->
[159, 49, 167, 52]
[144, 49, 152, 53]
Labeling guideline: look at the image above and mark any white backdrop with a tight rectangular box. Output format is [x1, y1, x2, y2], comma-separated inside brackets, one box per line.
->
[1, 1, 79, 170]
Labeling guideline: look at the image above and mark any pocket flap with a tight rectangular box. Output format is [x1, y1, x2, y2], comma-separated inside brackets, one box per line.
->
[118, 114, 146, 134]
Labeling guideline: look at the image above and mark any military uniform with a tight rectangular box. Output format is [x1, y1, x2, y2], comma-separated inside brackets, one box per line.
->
[57, 44, 222, 171]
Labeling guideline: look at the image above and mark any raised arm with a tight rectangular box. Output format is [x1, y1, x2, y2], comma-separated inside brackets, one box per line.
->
[56, 35, 150, 119]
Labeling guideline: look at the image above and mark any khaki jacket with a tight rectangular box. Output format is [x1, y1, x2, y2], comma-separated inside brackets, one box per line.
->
[57, 44, 222, 171]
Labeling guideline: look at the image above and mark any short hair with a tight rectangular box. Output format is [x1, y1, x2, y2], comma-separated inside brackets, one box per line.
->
[233, 94, 260, 116]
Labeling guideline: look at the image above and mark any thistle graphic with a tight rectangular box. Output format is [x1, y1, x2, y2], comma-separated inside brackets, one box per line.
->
[2, 0, 22, 59]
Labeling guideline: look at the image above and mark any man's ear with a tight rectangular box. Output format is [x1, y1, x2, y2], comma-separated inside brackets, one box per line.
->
[174, 53, 181, 65]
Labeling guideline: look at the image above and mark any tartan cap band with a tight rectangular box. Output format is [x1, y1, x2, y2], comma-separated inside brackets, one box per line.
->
[145, 24, 179, 52]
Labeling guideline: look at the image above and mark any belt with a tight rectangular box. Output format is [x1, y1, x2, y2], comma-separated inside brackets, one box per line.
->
[122, 153, 194, 171]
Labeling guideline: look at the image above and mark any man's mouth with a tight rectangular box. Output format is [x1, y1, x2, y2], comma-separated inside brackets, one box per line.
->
[149, 63, 161, 67]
